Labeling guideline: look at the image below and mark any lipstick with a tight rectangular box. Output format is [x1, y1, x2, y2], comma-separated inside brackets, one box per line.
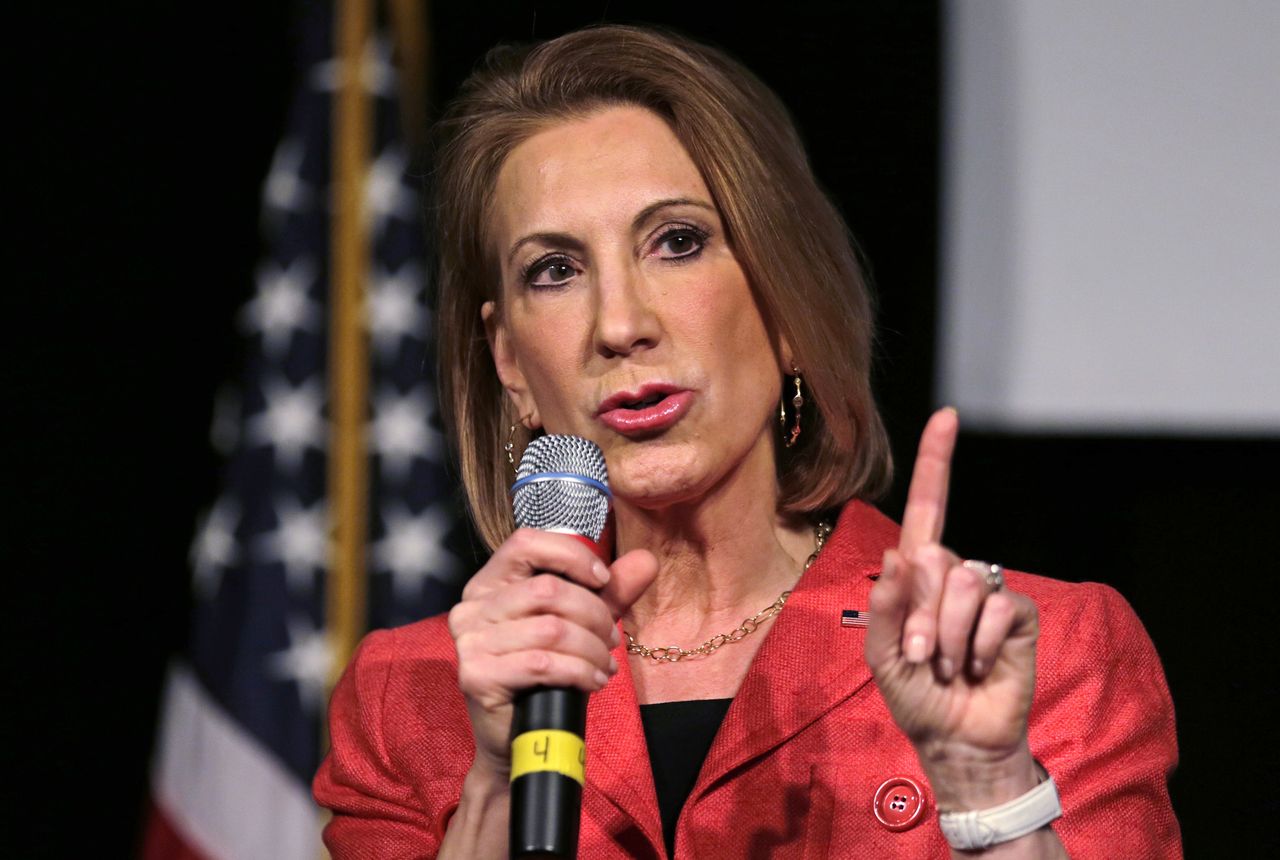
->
[596, 385, 693, 435]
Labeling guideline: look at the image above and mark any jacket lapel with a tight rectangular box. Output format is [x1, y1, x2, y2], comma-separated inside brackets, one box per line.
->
[585, 633, 665, 852]
[580, 501, 900, 850]
[692, 502, 898, 796]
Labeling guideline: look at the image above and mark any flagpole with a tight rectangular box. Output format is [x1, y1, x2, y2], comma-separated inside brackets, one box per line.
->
[388, 0, 431, 149]
[328, 0, 374, 688]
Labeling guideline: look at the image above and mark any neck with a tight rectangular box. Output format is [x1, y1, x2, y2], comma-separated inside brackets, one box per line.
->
[613, 443, 813, 644]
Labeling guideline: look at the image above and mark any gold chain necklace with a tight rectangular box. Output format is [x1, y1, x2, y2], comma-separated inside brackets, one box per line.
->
[624, 520, 832, 663]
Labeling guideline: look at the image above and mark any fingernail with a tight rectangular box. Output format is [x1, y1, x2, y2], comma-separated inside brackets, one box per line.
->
[610, 625, 621, 647]
[608, 655, 618, 674]
[593, 561, 611, 586]
[906, 634, 927, 663]
[938, 656, 955, 680]
[970, 657, 985, 676]
[594, 669, 610, 688]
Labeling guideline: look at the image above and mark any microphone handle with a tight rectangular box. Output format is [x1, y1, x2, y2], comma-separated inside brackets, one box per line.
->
[508, 520, 611, 856]
[510, 686, 587, 857]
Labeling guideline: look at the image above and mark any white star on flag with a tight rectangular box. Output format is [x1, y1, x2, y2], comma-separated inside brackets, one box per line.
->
[365, 145, 415, 232]
[371, 385, 441, 481]
[373, 503, 460, 602]
[309, 36, 394, 97]
[266, 615, 334, 714]
[261, 137, 312, 216]
[240, 257, 321, 358]
[255, 495, 328, 593]
[246, 376, 327, 471]
[190, 497, 240, 599]
[367, 263, 428, 358]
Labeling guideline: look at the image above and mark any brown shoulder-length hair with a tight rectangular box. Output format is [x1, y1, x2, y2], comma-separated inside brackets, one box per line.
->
[430, 24, 892, 552]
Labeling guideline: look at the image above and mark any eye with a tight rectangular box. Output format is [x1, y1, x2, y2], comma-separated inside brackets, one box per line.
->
[653, 225, 708, 261]
[522, 255, 578, 289]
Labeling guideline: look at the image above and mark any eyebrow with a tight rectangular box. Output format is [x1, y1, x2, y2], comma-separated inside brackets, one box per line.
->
[504, 197, 717, 266]
[630, 197, 717, 231]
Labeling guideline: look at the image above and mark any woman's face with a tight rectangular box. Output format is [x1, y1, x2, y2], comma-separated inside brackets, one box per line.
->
[485, 106, 786, 508]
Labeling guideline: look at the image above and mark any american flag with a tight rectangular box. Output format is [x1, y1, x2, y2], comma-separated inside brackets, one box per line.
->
[144, 4, 466, 857]
[840, 609, 870, 628]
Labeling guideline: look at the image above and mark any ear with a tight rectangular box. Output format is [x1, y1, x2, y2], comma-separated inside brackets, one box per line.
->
[777, 332, 797, 375]
[482, 300, 541, 429]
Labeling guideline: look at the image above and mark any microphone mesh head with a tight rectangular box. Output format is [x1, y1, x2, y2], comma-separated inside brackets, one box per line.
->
[513, 435, 610, 540]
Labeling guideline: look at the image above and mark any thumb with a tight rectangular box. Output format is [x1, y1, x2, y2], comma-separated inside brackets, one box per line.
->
[600, 548, 658, 618]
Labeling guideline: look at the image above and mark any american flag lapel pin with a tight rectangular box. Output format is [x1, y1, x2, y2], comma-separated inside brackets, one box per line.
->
[840, 609, 870, 628]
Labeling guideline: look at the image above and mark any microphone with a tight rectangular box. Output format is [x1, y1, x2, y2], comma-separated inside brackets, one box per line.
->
[509, 435, 611, 858]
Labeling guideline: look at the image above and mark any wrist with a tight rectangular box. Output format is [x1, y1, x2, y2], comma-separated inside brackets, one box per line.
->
[438, 766, 511, 860]
[463, 758, 511, 800]
[920, 744, 1042, 811]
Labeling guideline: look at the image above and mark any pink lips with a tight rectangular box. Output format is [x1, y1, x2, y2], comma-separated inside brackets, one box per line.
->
[596, 385, 693, 435]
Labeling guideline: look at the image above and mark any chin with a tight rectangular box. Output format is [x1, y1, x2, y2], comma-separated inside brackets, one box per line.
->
[605, 441, 720, 509]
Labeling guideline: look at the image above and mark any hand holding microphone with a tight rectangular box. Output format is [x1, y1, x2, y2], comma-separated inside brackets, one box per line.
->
[445, 435, 656, 856]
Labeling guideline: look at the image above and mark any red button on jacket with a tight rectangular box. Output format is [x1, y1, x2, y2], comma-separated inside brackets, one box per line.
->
[874, 776, 927, 831]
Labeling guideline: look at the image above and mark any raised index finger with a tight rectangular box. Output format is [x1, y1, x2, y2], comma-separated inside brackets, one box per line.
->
[899, 407, 959, 556]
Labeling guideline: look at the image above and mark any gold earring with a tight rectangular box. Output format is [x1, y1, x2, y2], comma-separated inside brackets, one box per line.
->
[505, 422, 520, 475]
[505, 415, 534, 475]
[784, 369, 803, 448]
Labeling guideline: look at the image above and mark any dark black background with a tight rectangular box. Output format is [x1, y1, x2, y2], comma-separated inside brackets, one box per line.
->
[9, 1, 1277, 855]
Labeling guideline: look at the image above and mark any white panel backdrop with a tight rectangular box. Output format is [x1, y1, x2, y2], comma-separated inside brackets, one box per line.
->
[940, 0, 1280, 433]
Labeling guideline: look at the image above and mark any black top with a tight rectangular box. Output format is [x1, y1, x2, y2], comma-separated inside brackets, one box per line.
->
[638, 698, 734, 858]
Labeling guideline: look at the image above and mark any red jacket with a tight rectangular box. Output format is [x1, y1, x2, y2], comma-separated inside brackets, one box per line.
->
[314, 501, 1181, 858]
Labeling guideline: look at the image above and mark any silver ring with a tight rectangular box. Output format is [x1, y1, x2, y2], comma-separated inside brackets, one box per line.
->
[962, 559, 1005, 591]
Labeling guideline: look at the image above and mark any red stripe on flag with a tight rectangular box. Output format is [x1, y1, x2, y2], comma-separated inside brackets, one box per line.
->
[140, 801, 210, 860]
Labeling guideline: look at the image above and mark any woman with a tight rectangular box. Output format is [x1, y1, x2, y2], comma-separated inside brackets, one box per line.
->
[314, 25, 1179, 858]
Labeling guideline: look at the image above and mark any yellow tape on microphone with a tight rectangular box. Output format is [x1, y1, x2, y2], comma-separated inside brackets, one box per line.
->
[509, 729, 586, 785]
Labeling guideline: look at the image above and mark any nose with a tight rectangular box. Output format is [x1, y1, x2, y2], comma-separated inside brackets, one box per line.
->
[592, 262, 660, 358]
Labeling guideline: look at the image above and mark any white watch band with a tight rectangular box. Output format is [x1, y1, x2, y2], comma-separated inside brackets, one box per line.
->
[937, 776, 1063, 850]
